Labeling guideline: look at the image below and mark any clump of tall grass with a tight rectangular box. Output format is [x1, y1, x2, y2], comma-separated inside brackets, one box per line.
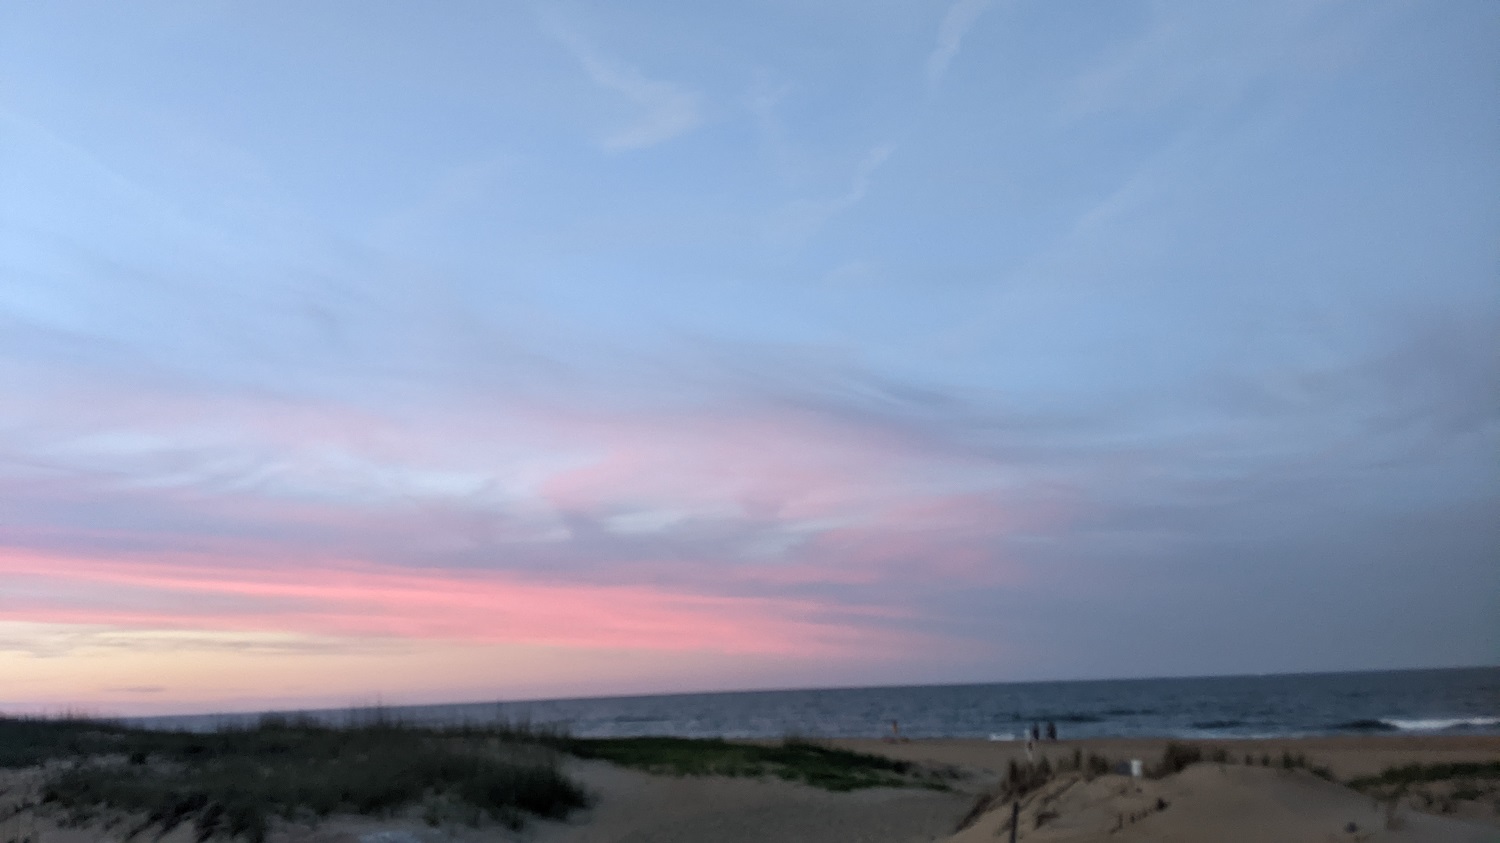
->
[2, 714, 589, 843]
[550, 735, 930, 792]
[1348, 760, 1500, 818]
[1349, 761, 1500, 790]
[957, 748, 1121, 835]
[1150, 742, 1202, 778]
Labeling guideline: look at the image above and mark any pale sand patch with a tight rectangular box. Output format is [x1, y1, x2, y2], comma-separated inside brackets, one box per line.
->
[848, 736, 1500, 842]
[947, 764, 1498, 843]
[525, 759, 970, 843]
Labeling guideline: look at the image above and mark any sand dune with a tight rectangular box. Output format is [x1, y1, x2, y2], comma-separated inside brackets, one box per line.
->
[527, 759, 968, 843]
[948, 764, 1496, 843]
[833, 735, 1500, 781]
[5, 737, 1497, 842]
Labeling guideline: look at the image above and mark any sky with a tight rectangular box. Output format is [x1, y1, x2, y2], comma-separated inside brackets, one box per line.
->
[1, 0, 1497, 717]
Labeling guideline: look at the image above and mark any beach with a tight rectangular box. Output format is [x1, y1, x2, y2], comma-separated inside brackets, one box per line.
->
[4, 733, 1496, 843]
[836, 734, 1500, 781]
[507, 735, 1500, 843]
[525, 736, 1500, 843]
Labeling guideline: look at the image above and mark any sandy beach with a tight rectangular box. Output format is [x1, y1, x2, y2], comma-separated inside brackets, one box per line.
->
[868, 736, 1500, 843]
[835, 734, 1500, 781]
[523, 736, 1500, 843]
[4, 735, 1496, 843]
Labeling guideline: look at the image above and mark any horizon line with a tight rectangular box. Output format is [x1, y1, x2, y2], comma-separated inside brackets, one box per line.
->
[85, 662, 1500, 723]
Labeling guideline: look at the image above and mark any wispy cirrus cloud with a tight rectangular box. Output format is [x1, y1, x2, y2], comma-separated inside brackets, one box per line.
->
[0, 546, 931, 657]
[1059, 1, 1365, 121]
[549, 23, 700, 150]
[747, 71, 797, 184]
[927, 0, 996, 85]
[770, 142, 896, 243]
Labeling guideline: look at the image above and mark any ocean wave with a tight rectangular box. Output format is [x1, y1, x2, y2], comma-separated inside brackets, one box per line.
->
[1330, 716, 1500, 733]
[1190, 719, 1246, 730]
[1384, 716, 1500, 732]
[1023, 713, 1106, 724]
[1330, 719, 1399, 732]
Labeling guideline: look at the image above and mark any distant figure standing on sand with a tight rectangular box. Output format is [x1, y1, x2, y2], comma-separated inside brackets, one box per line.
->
[1046, 721, 1057, 741]
[1025, 732, 1035, 762]
[889, 719, 901, 742]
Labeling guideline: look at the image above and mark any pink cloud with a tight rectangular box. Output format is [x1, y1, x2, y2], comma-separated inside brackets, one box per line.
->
[0, 546, 923, 656]
[2, 367, 1081, 699]
[530, 402, 951, 517]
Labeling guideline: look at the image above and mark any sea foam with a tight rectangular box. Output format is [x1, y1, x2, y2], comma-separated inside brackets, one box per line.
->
[1383, 716, 1500, 731]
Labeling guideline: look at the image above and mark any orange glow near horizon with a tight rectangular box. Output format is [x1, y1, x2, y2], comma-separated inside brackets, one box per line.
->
[0, 619, 876, 717]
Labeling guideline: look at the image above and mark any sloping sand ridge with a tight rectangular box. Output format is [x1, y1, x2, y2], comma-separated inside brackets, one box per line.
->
[3, 735, 1496, 842]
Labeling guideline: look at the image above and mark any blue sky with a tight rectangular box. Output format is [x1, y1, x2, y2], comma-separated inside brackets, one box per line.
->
[1, 0, 1496, 714]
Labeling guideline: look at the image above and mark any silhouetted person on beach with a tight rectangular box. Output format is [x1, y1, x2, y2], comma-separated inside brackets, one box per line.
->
[1031, 722, 1040, 742]
[1046, 721, 1057, 741]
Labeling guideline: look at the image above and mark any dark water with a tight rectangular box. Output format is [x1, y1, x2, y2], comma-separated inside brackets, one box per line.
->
[137, 667, 1499, 740]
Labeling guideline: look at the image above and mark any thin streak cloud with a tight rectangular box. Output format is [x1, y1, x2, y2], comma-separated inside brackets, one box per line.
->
[927, 0, 996, 85]
[771, 143, 896, 243]
[549, 23, 701, 150]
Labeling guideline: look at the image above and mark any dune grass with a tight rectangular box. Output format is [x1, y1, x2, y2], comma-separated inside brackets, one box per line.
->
[1, 716, 949, 841]
[0, 715, 588, 843]
[1346, 761, 1500, 818]
[1348, 760, 1500, 790]
[550, 735, 938, 791]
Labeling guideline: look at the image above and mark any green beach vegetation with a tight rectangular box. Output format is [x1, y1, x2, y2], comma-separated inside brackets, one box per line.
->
[1348, 760, 1500, 790]
[1347, 760, 1500, 816]
[0, 715, 944, 842]
[552, 734, 940, 792]
[0, 714, 587, 842]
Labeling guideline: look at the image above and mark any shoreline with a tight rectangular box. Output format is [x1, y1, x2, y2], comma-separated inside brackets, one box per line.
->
[3, 726, 1496, 842]
[830, 733, 1500, 779]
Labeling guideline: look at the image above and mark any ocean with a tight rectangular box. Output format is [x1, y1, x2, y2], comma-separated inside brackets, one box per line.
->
[133, 667, 1499, 740]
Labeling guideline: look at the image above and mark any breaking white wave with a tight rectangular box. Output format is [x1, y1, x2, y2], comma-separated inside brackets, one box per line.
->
[1384, 716, 1500, 731]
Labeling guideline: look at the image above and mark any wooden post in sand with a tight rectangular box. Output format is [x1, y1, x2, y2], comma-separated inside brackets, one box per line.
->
[1010, 800, 1019, 843]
